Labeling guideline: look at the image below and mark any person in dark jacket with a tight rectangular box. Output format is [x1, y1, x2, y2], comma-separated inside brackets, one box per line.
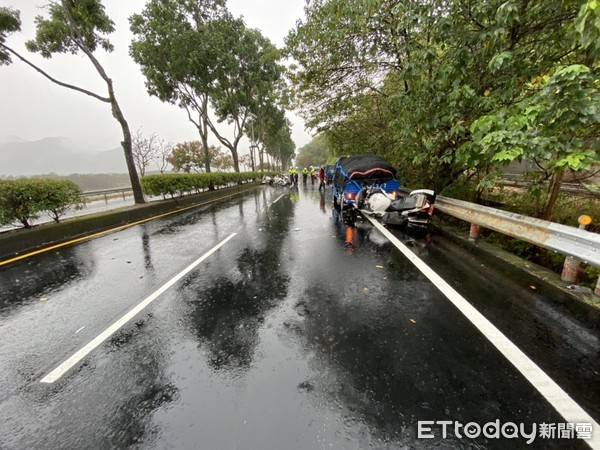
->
[318, 166, 325, 191]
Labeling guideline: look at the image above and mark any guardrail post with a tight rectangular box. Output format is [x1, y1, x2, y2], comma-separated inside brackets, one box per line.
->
[469, 223, 480, 241]
[561, 256, 581, 283]
[561, 215, 591, 283]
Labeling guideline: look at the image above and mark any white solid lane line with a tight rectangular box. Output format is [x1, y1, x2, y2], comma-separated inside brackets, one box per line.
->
[40, 233, 237, 384]
[363, 216, 600, 450]
[271, 194, 285, 205]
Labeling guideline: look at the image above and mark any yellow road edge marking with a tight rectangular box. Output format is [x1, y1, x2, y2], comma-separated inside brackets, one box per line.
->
[0, 186, 257, 268]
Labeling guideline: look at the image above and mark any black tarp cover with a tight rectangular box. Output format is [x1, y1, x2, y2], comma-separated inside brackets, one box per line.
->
[338, 154, 397, 180]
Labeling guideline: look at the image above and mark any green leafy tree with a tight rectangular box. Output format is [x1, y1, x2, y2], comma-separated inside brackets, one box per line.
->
[250, 106, 295, 170]
[40, 179, 84, 223]
[0, 180, 14, 225]
[210, 25, 285, 172]
[0, 7, 20, 65]
[469, 65, 600, 218]
[0, 178, 83, 227]
[244, 52, 290, 171]
[0, 179, 47, 228]
[130, 0, 227, 174]
[168, 141, 205, 173]
[131, 1, 285, 173]
[167, 141, 221, 173]
[286, 0, 599, 202]
[265, 121, 295, 170]
[296, 134, 329, 169]
[0, 1, 144, 203]
[575, 0, 600, 59]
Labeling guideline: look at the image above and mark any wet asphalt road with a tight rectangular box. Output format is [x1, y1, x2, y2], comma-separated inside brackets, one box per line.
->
[0, 185, 598, 449]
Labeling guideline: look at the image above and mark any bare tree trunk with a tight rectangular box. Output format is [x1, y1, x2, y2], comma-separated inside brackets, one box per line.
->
[200, 96, 211, 174]
[182, 96, 212, 176]
[107, 81, 144, 204]
[232, 151, 240, 173]
[199, 101, 215, 190]
[542, 170, 564, 220]
[6, 37, 145, 202]
[59, 0, 144, 204]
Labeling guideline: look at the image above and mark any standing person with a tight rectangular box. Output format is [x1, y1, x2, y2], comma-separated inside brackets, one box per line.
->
[318, 165, 325, 191]
[310, 166, 316, 185]
[294, 167, 299, 185]
[302, 167, 308, 184]
[288, 166, 294, 185]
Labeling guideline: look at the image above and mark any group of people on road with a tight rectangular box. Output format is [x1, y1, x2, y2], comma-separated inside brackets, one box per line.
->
[288, 167, 299, 185]
[289, 165, 325, 190]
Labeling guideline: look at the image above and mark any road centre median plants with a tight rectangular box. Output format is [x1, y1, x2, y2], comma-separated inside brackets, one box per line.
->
[141, 171, 276, 199]
[0, 178, 83, 228]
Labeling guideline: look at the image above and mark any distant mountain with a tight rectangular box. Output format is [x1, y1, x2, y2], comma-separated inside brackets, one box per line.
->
[0, 136, 128, 175]
[0, 135, 27, 145]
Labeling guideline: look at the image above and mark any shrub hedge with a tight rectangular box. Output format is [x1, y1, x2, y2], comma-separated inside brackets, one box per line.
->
[0, 172, 273, 229]
[0, 178, 83, 228]
[141, 171, 277, 198]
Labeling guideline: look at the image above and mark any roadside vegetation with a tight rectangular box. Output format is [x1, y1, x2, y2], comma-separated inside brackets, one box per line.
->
[129, 0, 294, 172]
[0, 178, 83, 228]
[0, 171, 271, 230]
[1, 0, 598, 284]
[0, 0, 296, 205]
[141, 171, 275, 199]
[287, 0, 600, 287]
[0, 2, 145, 203]
[286, 0, 599, 220]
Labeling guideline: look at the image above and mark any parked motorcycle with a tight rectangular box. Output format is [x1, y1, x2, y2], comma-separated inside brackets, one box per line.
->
[355, 186, 436, 226]
[274, 174, 291, 186]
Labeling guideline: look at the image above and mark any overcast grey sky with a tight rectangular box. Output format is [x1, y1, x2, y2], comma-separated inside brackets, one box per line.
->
[0, 0, 311, 153]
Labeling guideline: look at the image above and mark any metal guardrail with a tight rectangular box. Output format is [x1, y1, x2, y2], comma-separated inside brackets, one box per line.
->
[82, 187, 133, 197]
[434, 196, 600, 268]
[82, 187, 133, 204]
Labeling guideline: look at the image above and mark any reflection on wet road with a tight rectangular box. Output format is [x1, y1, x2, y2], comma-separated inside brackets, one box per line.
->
[0, 185, 598, 449]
